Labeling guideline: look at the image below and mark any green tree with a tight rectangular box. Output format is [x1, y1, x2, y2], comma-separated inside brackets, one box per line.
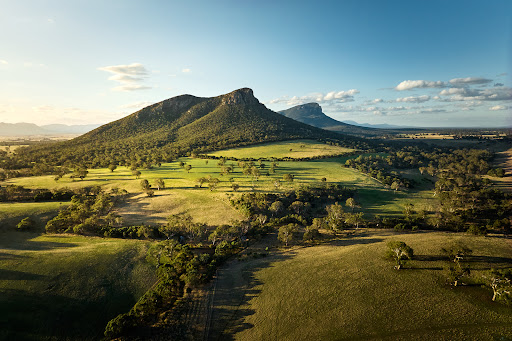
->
[184, 164, 192, 173]
[197, 177, 208, 188]
[283, 173, 294, 182]
[132, 170, 141, 179]
[487, 269, 512, 303]
[108, 164, 117, 172]
[232, 183, 240, 192]
[386, 241, 414, 270]
[140, 179, 150, 190]
[325, 202, 344, 232]
[278, 223, 297, 246]
[154, 178, 165, 190]
[345, 197, 358, 212]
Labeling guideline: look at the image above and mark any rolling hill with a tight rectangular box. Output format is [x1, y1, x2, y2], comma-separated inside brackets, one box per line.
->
[19, 88, 360, 166]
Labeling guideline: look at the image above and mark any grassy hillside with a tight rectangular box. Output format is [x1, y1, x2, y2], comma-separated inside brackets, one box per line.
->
[211, 231, 512, 340]
[0, 231, 156, 340]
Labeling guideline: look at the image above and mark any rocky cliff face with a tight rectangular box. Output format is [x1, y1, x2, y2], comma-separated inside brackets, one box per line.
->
[221, 88, 260, 106]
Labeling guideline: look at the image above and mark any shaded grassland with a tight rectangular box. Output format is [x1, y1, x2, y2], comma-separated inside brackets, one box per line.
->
[2, 145, 434, 227]
[207, 139, 355, 159]
[211, 230, 512, 341]
[0, 231, 156, 340]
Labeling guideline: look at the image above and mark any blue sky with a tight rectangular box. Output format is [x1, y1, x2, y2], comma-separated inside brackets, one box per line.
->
[0, 0, 511, 127]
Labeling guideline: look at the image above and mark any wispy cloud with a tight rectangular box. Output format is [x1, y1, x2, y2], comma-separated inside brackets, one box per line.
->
[449, 77, 492, 86]
[396, 95, 430, 103]
[0, 59, 7, 65]
[489, 105, 508, 111]
[182, 68, 191, 73]
[395, 80, 445, 91]
[98, 63, 152, 91]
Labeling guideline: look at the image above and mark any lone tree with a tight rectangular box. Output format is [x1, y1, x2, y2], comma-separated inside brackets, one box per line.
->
[441, 243, 472, 286]
[132, 170, 141, 179]
[386, 241, 414, 270]
[232, 183, 240, 192]
[283, 174, 294, 182]
[140, 179, 151, 191]
[185, 164, 192, 173]
[108, 164, 117, 172]
[278, 223, 298, 247]
[487, 269, 512, 303]
[197, 177, 208, 188]
[154, 178, 165, 190]
[345, 197, 359, 212]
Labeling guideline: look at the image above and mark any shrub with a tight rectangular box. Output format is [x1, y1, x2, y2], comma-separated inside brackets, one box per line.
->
[16, 217, 35, 231]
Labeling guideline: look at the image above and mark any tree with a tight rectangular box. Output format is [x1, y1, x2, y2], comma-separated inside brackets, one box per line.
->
[441, 243, 472, 286]
[108, 164, 117, 172]
[269, 201, 284, 216]
[208, 177, 220, 191]
[232, 183, 240, 192]
[325, 202, 344, 232]
[154, 178, 165, 190]
[74, 167, 88, 180]
[344, 212, 364, 229]
[487, 269, 512, 303]
[386, 241, 414, 270]
[132, 170, 141, 179]
[390, 181, 401, 191]
[278, 223, 297, 246]
[283, 174, 294, 182]
[140, 179, 150, 190]
[145, 189, 155, 197]
[273, 179, 281, 190]
[197, 177, 208, 188]
[345, 197, 358, 212]
[184, 164, 192, 173]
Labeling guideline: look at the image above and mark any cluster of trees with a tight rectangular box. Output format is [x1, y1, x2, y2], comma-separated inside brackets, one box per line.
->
[45, 187, 127, 234]
[104, 236, 241, 339]
[0, 185, 75, 202]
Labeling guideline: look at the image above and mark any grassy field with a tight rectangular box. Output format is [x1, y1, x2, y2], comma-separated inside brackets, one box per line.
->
[2, 142, 435, 226]
[0, 231, 156, 340]
[210, 230, 512, 340]
[207, 139, 355, 159]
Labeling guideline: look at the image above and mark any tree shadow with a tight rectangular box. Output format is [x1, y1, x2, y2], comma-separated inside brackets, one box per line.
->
[0, 269, 45, 281]
[0, 232, 78, 251]
[325, 237, 384, 247]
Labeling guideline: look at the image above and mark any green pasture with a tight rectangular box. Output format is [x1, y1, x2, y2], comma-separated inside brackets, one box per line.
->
[0, 231, 156, 340]
[213, 230, 512, 340]
[207, 139, 355, 159]
[2, 142, 435, 226]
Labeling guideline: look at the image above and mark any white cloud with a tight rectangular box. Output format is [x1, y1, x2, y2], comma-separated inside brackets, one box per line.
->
[449, 77, 492, 86]
[267, 89, 360, 107]
[47, 18, 55, 24]
[182, 68, 191, 73]
[439, 86, 512, 101]
[98, 62, 151, 91]
[396, 95, 431, 103]
[0, 59, 7, 65]
[489, 105, 508, 111]
[395, 80, 445, 91]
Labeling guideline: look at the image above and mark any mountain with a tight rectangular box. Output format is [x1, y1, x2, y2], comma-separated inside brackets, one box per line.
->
[278, 103, 381, 136]
[41, 124, 101, 134]
[0, 122, 48, 136]
[342, 120, 415, 129]
[21, 88, 356, 166]
[0, 122, 100, 136]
